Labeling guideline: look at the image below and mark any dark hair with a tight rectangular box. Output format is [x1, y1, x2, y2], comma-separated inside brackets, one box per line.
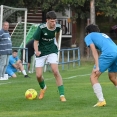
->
[13, 50, 18, 53]
[85, 24, 100, 34]
[46, 11, 57, 19]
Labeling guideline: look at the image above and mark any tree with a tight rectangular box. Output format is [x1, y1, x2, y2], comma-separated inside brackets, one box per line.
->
[96, 0, 117, 19]
[1, 0, 117, 56]
[90, 0, 95, 24]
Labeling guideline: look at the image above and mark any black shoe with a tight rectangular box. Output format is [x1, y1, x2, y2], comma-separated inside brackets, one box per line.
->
[24, 75, 30, 78]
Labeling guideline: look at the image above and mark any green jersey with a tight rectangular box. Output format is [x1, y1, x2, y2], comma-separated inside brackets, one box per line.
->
[33, 23, 61, 57]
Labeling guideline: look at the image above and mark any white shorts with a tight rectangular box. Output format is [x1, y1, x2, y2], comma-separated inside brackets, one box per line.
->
[35, 53, 58, 67]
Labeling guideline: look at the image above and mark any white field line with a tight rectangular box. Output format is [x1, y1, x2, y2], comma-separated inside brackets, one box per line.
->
[45, 73, 91, 81]
[0, 73, 91, 85]
[0, 82, 11, 85]
[63, 71, 108, 80]
[63, 74, 91, 79]
[64, 67, 88, 71]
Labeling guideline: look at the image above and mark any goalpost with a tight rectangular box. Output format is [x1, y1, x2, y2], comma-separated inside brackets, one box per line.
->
[0, 5, 27, 67]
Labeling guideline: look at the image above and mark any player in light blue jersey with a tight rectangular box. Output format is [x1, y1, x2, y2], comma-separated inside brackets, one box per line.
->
[6, 50, 29, 78]
[84, 24, 117, 107]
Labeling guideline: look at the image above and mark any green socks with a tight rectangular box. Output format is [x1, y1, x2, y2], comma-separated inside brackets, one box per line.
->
[58, 85, 64, 96]
[39, 81, 64, 96]
[39, 80, 45, 89]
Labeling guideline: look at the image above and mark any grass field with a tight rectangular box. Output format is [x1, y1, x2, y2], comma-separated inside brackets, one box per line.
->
[0, 61, 117, 117]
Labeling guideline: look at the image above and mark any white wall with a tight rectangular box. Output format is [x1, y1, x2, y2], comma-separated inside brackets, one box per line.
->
[56, 9, 71, 18]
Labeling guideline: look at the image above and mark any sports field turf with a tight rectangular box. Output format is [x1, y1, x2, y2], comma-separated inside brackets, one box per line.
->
[0, 61, 117, 117]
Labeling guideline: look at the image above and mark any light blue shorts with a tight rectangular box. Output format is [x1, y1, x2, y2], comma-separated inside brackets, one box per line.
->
[93, 52, 117, 73]
[6, 68, 17, 76]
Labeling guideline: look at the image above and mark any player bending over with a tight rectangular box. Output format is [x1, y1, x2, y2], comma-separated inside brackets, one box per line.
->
[84, 24, 117, 107]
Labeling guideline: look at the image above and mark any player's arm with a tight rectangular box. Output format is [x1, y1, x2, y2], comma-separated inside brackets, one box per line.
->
[90, 44, 99, 72]
[12, 64, 19, 69]
[33, 25, 41, 56]
[12, 57, 22, 69]
[34, 40, 41, 56]
[55, 32, 60, 43]
[11, 57, 21, 69]
[55, 24, 61, 43]
[12, 60, 20, 69]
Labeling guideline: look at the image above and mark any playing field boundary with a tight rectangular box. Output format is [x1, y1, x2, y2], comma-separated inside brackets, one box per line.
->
[0, 82, 11, 85]
[0, 73, 91, 85]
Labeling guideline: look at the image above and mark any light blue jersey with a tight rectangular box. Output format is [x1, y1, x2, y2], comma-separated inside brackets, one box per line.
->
[85, 32, 117, 72]
[6, 55, 19, 76]
[85, 32, 117, 54]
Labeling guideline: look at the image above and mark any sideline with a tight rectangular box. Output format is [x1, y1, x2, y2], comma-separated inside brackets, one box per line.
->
[63, 74, 91, 79]
[0, 73, 91, 85]
[45, 73, 91, 81]
[0, 82, 11, 85]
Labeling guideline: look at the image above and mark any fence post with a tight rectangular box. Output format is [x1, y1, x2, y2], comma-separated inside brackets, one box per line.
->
[62, 50, 64, 70]
[73, 49, 75, 67]
[78, 47, 80, 66]
[67, 50, 70, 69]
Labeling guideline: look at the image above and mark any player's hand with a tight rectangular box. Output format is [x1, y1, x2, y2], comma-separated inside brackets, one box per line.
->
[35, 51, 41, 56]
[93, 67, 100, 75]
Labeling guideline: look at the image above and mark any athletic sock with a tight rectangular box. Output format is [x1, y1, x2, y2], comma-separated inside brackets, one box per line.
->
[93, 83, 104, 101]
[58, 85, 64, 96]
[22, 70, 27, 75]
[39, 80, 46, 89]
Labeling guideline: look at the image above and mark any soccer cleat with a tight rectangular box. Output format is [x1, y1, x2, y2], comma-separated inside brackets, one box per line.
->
[0, 77, 8, 80]
[93, 100, 106, 107]
[60, 95, 66, 102]
[38, 86, 47, 99]
[28, 71, 32, 73]
[24, 75, 30, 78]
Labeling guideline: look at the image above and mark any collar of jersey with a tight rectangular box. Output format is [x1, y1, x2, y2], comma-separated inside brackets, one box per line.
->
[46, 23, 56, 31]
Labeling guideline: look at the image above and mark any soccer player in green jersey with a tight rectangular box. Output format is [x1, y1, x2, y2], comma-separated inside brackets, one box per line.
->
[33, 11, 66, 102]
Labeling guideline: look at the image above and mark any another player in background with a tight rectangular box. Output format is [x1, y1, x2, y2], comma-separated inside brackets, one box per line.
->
[6, 50, 29, 78]
[21, 39, 34, 73]
[0, 21, 12, 80]
[26, 39, 34, 73]
[33, 11, 66, 102]
[84, 24, 117, 107]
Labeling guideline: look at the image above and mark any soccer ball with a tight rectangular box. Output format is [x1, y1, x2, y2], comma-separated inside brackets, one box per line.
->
[25, 89, 37, 100]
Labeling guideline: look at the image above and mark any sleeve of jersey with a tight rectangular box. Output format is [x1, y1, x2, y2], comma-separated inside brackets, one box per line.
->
[84, 35, 93, 47]
[9, 57, 15, 65]
[16, 56, 19, 61]
[33, 26, 41, 41]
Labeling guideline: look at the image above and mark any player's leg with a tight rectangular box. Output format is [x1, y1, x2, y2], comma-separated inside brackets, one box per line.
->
[6, 68, 17, 78]
[47, 53, 66, 101]
[93, 53, 117, 107]
[91, 54, 115, 107]
[108, 58, 117, 86]
[35, 56, 47, 99]
[0, 55, 8, 78]
[90, 70, 106, 107]
[2, 55, 10, 78]
[16, 61, 29, 77]
[28, 56, 31, 73]
[108, 73, 117, 86]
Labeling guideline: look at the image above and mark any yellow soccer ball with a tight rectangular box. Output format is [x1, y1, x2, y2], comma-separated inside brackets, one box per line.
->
[25, 89, 37, 100]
